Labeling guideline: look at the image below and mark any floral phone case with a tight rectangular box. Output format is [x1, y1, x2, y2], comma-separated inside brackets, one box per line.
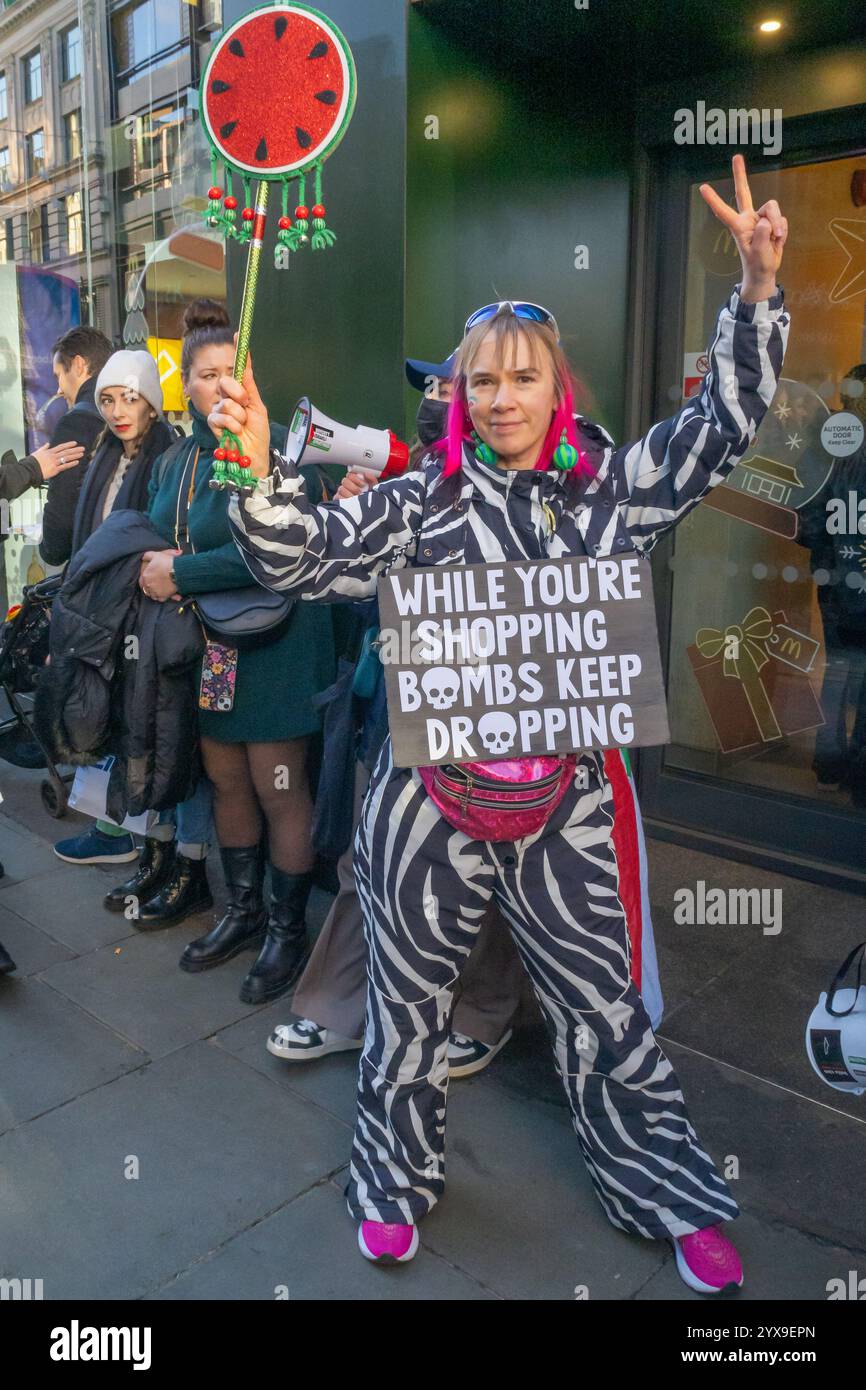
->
[200, 641, 238, 712]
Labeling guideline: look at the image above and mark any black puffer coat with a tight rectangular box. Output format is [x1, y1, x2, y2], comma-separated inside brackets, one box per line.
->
[35, 509, 205, 820]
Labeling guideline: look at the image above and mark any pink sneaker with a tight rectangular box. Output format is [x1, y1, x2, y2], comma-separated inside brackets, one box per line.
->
[672, 1225, 743, 1294]
[358, 1220, 419, 1265]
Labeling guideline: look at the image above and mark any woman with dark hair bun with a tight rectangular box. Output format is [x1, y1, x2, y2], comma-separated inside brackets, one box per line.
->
[137, 297, 337, 1002]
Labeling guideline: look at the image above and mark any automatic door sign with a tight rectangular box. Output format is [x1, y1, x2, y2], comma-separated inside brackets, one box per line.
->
[377, 555, 670, 768]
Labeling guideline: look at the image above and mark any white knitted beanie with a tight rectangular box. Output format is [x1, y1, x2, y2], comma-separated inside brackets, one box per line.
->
[95, 350, 164, 415]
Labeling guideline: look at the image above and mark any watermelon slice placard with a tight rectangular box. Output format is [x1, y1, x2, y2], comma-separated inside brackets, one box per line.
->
[201, 3, 357, 178]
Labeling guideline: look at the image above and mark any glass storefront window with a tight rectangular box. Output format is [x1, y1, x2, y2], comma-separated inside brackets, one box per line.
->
[664, 154, 866, 821]
[112, 0, 184, 85]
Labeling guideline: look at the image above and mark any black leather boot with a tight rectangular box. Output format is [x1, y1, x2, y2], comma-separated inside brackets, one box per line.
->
[239, 868, 313, 1005]
[179, 846, 266, 973]
[0, 940, 16, 975]
[104, 838, 176, 913]
[136, 855, 213, 930]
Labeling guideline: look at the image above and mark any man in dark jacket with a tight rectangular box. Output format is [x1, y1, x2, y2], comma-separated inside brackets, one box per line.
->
[39, 325, 113, 567]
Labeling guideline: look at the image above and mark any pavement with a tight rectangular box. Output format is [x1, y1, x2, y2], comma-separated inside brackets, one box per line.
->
[0, 756, 865, 1302]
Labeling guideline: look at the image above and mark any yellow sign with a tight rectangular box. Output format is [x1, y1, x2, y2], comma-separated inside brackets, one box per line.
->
[147, 337, 185, 412]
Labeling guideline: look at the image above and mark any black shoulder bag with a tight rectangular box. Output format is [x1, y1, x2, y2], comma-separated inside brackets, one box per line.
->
[174, 446, 295, 650]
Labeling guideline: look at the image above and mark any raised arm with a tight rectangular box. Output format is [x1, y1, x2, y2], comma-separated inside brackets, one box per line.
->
[210, 355, 427, 600]
[602, 153, 790, 552]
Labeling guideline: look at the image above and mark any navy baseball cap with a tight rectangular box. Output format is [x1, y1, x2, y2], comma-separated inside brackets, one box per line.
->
[405, 348, 459, 393]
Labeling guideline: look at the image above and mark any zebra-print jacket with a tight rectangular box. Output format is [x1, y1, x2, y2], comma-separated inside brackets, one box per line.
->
[228, 284, 789, 598]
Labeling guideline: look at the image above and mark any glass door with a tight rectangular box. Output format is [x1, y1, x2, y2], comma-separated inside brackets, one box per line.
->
[640, 139, 866, 882]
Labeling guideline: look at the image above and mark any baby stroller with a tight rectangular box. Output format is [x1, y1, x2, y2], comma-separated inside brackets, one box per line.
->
[0, 575, 72, 817]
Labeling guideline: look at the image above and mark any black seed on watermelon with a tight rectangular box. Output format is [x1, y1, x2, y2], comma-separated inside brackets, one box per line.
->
[229, 38, 245, 57]
[315, 90, 337, 105]
[296, 127, 312, 149]
[220, 121, 238, 140]
[255, 137, 268, 161]
[211, 79, 230, 94]
[308, 41, 328, 58]
[275, 17, 287, 39]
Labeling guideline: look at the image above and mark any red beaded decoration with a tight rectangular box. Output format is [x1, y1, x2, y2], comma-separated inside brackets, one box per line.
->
[241, 207, 254, 221]
[278, 216, 292, 230]
[311, 204, 326, 219]
[224, 195, 238, 210]
[295, 205, 309, 220]
[214, 448, 226, 461]
[228, 449, 240, 464]
[208, 186, 222, 200]
[240, 456, 251, 469]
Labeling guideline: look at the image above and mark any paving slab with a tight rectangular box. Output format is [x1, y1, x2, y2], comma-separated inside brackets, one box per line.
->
[0, 816, 66, 883]
[660, 1041, 866, 1255]
[0, 977, 145, 1135]
[413, 1077, 666, 1300]
[146, 1175, 498, 1301]
[39, 923, 268, 1059]
[213, 1000, 362, 1130]
[0, 867, 138, 953]
[658, 918, 866, 1118]
[645, 839, 814, 1020]
[0, 902, 75, 976]
[0, 1041, 351, 1300]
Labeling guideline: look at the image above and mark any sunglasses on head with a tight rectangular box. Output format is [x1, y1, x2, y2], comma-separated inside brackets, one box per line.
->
[463, 300, 560, 341]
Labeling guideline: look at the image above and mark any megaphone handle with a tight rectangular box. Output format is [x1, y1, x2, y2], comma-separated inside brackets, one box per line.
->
[213, 179, 269, 490]
[826, 941, 866, 1018]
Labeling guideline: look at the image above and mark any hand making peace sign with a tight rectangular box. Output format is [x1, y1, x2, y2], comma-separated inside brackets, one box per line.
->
[699, 153, 788, 302]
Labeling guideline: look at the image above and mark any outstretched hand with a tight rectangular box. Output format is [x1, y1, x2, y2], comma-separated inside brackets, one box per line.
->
[208, 342, 272, 478]
[699, 154, 787, 301]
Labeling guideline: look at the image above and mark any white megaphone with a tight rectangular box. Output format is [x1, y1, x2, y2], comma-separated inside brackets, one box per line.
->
[286, 397, 410, 479]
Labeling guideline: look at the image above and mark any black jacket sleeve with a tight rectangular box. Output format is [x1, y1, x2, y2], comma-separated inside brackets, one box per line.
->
[0, 449, 42, 502]
[39, 411, 101, 567]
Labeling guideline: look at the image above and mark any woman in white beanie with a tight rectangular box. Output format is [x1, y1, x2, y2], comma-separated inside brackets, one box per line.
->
[53, 348, 177, 868]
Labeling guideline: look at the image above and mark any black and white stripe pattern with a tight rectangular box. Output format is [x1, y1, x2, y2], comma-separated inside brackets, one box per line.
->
[348, 741, 739, 1236]
[227, 286, 787, 1237]
[229, 284, 789, 593]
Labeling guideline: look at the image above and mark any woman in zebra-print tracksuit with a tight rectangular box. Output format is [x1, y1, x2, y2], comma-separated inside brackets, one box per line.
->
[216, 157, 789, 1292]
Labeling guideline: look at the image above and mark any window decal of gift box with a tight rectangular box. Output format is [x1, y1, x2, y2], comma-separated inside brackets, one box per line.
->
[687, 607, 825, 754]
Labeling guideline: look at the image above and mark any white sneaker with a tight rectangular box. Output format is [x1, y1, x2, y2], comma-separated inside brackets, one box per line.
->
[448, 1028, 513, 1078]
[267, 1018, 363, 1061]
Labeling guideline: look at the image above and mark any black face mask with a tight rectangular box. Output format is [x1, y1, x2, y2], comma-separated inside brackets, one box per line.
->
[416, 396, 449, 445]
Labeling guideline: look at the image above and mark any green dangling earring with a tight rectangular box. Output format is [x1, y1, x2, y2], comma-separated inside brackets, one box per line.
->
[552, 428, 580, 471]
[471, 429, 497, 466]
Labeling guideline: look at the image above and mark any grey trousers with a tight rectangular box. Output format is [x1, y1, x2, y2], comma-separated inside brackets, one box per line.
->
[293, 763, 525, 1044]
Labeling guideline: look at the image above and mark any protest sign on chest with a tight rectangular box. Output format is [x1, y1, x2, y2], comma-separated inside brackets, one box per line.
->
[377, 555, 671, 767]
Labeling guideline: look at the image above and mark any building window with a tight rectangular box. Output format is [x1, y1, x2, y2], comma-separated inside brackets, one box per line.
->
[64, 109, 82, 162]
[0, 73, 7, 122]
[25, 129, 45, 180]
[65, 191, 83, 254]
[22, 49, 42, 105]
[0, 216, 11, 264]
[112, 1, 183, 85]
[60, 24, 82, 82]
[0, 147, 9, 191]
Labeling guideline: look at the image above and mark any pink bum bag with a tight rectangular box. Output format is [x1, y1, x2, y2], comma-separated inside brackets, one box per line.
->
[417, 754, 578, 841]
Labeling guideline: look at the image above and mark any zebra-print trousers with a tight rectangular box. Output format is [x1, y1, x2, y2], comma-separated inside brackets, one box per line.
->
[347, 739, 738, 1239]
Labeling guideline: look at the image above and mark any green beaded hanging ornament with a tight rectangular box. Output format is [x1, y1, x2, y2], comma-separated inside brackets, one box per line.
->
[310, 163, 337, 251]
[552, 429, 580, 471]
